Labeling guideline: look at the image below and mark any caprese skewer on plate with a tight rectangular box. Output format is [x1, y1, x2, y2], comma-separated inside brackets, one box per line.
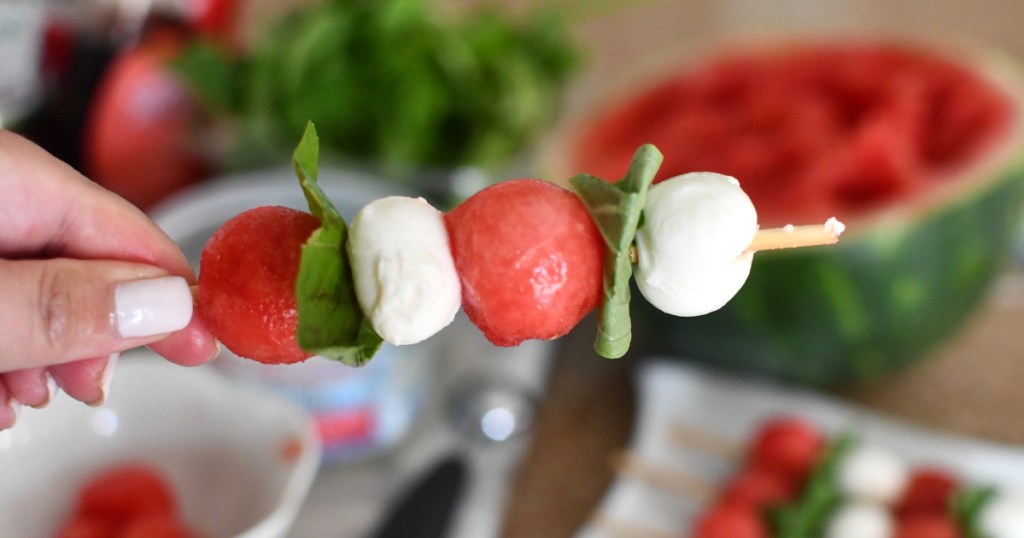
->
[610, 416, 1018, 538]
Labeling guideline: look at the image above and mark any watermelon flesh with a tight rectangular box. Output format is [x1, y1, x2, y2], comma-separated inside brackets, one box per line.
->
[572, 43, 1015, 228]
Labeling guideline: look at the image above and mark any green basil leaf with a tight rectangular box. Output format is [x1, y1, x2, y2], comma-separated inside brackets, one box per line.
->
[569, 144, 662, 359]
[172, 40, 243, 114]
[293, 122, 383, 367]
[769, 433, 855, 538]
[292, 122, 345, 228]
[173, 0, 577, 171]
[954, 486, 997, 538]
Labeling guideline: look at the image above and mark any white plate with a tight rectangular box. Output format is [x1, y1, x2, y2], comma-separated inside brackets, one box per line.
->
[577, 360, 1024, 537]
[0, 352, 321, 538]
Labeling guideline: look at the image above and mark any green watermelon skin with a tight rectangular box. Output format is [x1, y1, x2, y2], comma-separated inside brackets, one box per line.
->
[632, 157, 1024, 386]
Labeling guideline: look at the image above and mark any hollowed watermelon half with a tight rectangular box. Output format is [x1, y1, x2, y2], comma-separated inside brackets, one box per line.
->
[563, 41, 1024, 386]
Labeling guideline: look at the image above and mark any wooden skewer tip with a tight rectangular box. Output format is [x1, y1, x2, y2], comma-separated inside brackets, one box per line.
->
[745, 216, 845, 253]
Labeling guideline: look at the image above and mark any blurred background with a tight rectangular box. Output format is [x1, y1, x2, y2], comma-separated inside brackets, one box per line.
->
[4, 0, 1024, 537]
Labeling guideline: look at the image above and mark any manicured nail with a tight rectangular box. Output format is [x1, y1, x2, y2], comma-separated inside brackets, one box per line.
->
[115, 276, 193, 338]
[88, 353, 118, 407]
[45, 370, 58, 403]
[30, 371, 59, 409]
[4, 396, 20, 428]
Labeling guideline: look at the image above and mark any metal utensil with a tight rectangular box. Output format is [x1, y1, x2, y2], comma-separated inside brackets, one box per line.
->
[367, 456, 467, 538]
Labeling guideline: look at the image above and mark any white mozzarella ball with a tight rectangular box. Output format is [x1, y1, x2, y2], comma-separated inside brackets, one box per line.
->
[633, 172, 758, 316]
[837, 444, 909, 505]
[825, 502, 894, 538]
[979, 490, 1024, 538]
[347, 196, 461, 345]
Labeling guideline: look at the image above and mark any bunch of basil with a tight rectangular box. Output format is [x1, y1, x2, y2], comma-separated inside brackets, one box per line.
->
[176, 0, 578, 177]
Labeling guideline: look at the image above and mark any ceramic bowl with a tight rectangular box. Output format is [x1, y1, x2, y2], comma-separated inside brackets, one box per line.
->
[0, 352, 321, 538]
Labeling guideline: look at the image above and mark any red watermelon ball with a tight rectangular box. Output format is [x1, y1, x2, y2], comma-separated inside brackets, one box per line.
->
[199, 206, 319, 364]
[444, 179, 605, 346]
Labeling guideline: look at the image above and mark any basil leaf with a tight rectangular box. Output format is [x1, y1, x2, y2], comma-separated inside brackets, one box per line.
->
[954, 486, 997, 538]
[293, 122, 383, 367]
[569, 144, 662, 359]
[172, 40, 244, 114]
[175, 0, 577, 172]
[292, 123, 345, 228]
[769, 433, 855, 538]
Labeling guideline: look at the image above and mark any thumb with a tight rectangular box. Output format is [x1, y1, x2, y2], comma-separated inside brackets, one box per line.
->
[0, 259, 194, 371]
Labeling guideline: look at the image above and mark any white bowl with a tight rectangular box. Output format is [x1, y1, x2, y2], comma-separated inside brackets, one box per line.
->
[0, 351, 321, 538]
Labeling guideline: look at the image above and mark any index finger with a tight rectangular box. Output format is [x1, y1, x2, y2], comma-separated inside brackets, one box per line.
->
[0, 131, 217, 366]
[0, 130, 193, 277]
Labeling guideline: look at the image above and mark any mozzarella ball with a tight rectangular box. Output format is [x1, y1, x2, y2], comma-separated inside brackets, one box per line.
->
[979, 490, 1024, 538]
[837, 444, 909, 505]
[633, 172, 758, 317]
[825, 502, 893, 538]
[347, 196, 461, 345]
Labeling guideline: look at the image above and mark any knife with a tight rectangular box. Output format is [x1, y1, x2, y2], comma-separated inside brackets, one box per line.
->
[367, 455, 467, 538]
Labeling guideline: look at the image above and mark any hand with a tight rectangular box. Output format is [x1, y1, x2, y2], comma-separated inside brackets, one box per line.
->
[0, 130, 219, 429]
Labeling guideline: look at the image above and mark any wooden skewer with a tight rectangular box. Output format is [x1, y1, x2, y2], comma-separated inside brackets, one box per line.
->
[592, 514, 685, 538]
[668, 422, 743, 461]
[599, 424, 748, 538]
[610, 451, 716, 501]
[744, 217, 846, 253]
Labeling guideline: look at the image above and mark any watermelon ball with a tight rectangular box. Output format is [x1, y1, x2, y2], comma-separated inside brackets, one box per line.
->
[73, 464, 177, 526]
[717, 466, 798, 510]
[747, 416, 825, 486]
[895, 468, 960, 517]
[444, 179, 605, 346]
[118, 513, 198, 538]
[633, 172, 758, 317]
[894, 515, 961, 538]
[55, 517, 118, 538]
[199, 206, 319, 364]
[692, 504, 768, 538]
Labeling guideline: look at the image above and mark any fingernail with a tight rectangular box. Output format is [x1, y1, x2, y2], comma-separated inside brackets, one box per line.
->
[88, 353, 118, 407]
[4, 396, 20, 429]
[46, 370, 58, 403]
[115, 276, 193, 338]
[30, 371, 59, 409]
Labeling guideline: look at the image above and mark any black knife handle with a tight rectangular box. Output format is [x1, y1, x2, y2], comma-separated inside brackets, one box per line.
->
[368, 455, 467, 538]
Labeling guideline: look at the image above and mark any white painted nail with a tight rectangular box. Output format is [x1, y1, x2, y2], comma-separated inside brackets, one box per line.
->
[115, 276, 193, 338]
[30, 371, 59, 409]
[44, 371, 58, 403]
[4, 396, 20, 428]
[90, 353, 119, 407]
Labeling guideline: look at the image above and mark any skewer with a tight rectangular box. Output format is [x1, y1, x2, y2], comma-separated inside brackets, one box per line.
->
[610, 451, 716, 500]
[744, 217, 846, 253]
[668, 422, 743, 461]
[592, 514, 686, 538]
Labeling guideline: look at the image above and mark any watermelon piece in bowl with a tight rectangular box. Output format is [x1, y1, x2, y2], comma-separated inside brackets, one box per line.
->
[555, 39, 1024, 386]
